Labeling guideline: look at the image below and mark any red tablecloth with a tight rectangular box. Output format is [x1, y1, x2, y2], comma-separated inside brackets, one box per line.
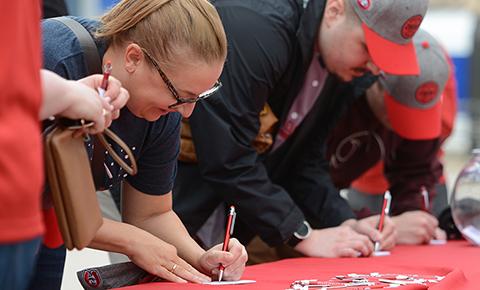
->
[116, 241, 479, 290]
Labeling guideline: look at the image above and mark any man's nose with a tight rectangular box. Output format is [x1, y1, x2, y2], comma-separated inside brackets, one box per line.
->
[366, 61, 381, 76]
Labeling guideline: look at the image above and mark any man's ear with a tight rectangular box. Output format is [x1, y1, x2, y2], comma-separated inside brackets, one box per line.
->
[124, 43, 143, 73]
[323, 0, 346, 27]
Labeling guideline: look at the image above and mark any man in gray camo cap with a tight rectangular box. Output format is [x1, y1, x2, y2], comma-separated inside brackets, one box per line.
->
[327, 29, 456, 245]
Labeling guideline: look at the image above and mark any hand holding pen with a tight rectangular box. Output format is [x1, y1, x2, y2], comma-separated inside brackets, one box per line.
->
[96, 61, 129, 121]
[63, 61, 127, 138]
[420, 186, 448, 243]
[197, 205, 248, 282]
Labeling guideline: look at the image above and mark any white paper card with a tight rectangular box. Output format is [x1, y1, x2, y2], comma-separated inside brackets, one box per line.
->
[203, 280, 257, 285]
[429, 239, 447, 245]
[372, 250, 391, 257]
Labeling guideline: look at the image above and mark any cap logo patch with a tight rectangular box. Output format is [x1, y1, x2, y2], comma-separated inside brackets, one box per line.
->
[357, 0, 371, 10]
[401, 15, 423, 39]
[415, 82, 438, 105]
[84, 270, 101, 288]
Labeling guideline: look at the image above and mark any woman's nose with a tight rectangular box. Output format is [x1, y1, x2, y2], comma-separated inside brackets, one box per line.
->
[176, 102, 196, 118]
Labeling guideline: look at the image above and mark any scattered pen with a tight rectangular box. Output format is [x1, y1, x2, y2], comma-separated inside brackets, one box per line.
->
[218, 205, 236, 282]
[374, 191, 391, 252]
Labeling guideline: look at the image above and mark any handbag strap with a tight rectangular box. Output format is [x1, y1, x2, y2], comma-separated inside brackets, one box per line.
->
[52, 17, 138, 188]
[62, 124, 138, 177]
[97, 129, 138, 176]
[52, 17, 109, 188]
[50, 17, 102, 74]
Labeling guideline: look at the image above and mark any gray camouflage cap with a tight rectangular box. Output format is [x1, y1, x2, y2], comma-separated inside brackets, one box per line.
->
[380, 29, 450, 140]
[349, 0, 429, 75]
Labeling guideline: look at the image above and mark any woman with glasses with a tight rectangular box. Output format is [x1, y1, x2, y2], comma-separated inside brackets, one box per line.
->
[34, 0, 247, 289]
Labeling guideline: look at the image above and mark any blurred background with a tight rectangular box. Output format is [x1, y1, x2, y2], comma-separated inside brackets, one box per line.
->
[54, 0, 479, 289]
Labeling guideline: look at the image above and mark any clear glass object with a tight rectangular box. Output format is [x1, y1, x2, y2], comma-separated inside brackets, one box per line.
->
[451, 149, 480, 246]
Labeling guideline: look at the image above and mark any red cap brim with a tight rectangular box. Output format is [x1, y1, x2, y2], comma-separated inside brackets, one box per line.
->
[385, 92, 442, 140]
[363, 23, 420, 75]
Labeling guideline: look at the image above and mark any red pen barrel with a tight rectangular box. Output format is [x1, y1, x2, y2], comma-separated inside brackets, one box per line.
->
[222, 212, 234, 251]
[377, 198, 388, 232]
[218, 205, 236, 281]
[377, 191, 391, 233]
[98, 62, 112, 99]
[100, 61, 112, 90]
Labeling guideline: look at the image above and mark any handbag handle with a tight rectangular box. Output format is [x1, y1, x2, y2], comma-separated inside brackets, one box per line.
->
[97, 129, 138, 176]
[51, 17, 102, 75]
[61, 119, 138, 177]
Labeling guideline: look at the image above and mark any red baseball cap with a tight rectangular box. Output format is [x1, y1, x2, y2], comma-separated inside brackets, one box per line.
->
[351, 0, 429, 75]
[385, 91, 443, 140]
[381, 30, 450, 140]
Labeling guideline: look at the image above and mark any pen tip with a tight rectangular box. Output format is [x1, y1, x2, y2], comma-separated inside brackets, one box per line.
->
[374, 242, 380, 252]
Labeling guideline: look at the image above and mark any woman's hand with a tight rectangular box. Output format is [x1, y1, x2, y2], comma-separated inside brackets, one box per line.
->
[198, 238, 248, 281]
[126, 230, 211, 284]
[78, 74, 129, 122]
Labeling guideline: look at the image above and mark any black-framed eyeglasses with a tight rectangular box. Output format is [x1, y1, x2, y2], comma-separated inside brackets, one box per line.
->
[140, 47, 222, 109]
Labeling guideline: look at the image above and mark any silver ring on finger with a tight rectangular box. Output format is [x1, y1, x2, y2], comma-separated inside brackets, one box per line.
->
[170, 263, 178, 273]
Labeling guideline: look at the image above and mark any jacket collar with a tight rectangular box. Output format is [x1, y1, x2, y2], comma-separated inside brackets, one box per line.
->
[296, 0, 327, 72]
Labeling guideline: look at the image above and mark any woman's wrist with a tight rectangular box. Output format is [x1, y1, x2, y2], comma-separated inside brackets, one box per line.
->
[122, 224, 154, 258]
[185, 242, 207, 272]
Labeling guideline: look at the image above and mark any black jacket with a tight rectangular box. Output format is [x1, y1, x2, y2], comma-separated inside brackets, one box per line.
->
[173, 0, 356, 247]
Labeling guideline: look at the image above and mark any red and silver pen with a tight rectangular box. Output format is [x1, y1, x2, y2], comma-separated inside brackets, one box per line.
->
[374, 191, 391, 252]
[98, 61, 113, 179]
[98, 61, 112, 98]
[218, 205, 236, 282]
[421, 186, 430, 212]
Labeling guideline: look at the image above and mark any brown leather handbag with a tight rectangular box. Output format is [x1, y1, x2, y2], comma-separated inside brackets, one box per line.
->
[44, 120, 137, 250]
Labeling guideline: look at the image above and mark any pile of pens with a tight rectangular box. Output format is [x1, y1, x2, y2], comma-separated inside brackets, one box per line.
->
[287, 272, 444, 289]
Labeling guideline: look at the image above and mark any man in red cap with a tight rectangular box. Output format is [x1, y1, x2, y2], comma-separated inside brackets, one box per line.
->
[352, 0, 425, 75]
[327, 29, 457, 245]
[171, 0, 429, 260]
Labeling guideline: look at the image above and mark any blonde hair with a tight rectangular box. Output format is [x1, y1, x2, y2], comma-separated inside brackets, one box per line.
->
[96, 0, 227, 65]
